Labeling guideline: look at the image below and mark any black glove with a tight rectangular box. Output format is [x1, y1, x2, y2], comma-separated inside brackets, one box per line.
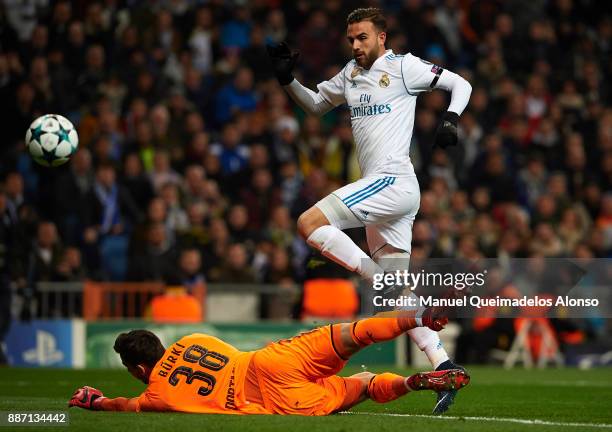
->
[266, 42, 299, 86]
[434, 111, 459, 149]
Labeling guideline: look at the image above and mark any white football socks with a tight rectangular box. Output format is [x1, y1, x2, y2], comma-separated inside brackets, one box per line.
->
[407, 326, 449, 369]
[376, 253, 451, 370]
[306, 225, 382, 280]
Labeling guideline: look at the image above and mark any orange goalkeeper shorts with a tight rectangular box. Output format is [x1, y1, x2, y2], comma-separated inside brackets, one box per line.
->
[249, 325, 350, 415]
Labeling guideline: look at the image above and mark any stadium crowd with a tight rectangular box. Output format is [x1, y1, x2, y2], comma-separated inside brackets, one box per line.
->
[0, 0, 610, 335]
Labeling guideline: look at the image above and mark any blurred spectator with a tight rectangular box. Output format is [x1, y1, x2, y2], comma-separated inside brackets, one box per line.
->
[213, 243, 255, 283]
[215, 66, 258, 124]
[16, 221, 62, 317]
[189, 7, 214, 75]
[120, 153, 154, 210]
[127, 223, 177, 282]
[86, 163, 140, 238]
[220, 6, 251, 50]
[52, 149, 92, 241]
[226, 204, 255, 246]
[530, 223, 564, 257]
[76, 44, 106, 105]
[149, 151, 181, 192]
[178, 201, 208, 250]
[261, 245, 298, 319]
[27, 221, 62, 281]
[241, 168, 281, 231]
[182, 164, 206, 204]
[278, 161, 303, 210]
[519, 155, 547, 209]
[243, 26, 273, 83]
[210, 123, 249, 177]
[177, 248, 206, 294]
[4, 172, 26, 223]
[297, 9, 339, 80]
[55, 246, 85, 282]
[265, 206, 295, 249]
[203, 218, 230, 279]
[159, 184, 185, 231]
[129, 197, 168, 257]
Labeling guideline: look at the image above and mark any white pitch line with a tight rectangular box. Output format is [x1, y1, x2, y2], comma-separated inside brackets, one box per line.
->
[342, 411, 612, 429]
[475, 380, 612, 388]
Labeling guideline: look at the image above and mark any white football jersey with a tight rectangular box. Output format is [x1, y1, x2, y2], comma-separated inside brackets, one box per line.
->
[316, 50, 444, 178]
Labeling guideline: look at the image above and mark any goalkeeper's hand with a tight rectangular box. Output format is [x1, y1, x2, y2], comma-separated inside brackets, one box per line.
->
[68, 386, 106, 410]
[433, 111, 459, 149]
[266, 42, 299, 86]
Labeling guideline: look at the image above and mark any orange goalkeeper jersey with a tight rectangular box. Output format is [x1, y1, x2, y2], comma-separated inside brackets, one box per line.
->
[136, 333, 268, 414]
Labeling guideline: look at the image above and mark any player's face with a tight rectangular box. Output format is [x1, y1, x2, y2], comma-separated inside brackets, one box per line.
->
[124, 362, 149, 384]
[346, 21, 386, 69]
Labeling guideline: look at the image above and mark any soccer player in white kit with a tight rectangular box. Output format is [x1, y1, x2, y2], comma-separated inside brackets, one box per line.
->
[268, 7, 472, 414]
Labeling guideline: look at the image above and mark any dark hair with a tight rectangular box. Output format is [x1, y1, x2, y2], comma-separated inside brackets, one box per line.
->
[346, 7, 387, 32]
[114, 330, 165, 367]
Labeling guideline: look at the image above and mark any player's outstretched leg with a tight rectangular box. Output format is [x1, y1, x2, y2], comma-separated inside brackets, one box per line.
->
[369, 369, 469, 402]
[331, 312, 447, 361]
[338, 369, 469, 411]
[330, 314, 464, 412]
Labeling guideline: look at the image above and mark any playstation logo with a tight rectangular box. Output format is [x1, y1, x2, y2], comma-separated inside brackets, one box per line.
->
[23, 330, 64, 366]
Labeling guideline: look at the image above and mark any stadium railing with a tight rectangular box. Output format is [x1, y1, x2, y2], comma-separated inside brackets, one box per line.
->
[31, 281, 301, 321]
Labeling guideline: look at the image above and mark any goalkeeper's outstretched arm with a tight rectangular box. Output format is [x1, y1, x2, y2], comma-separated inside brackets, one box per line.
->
[69, 386, 141, 412]
[96, 396, 141, 411]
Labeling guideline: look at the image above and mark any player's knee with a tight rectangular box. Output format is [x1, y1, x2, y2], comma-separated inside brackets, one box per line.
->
[297, 207, 327, 239]
[296, 212, 313, 239]
[372, 247, 410, 272]
[372, 245, 408, 260]
[351, 371, 376, 386]
[331, 323, 362, 359]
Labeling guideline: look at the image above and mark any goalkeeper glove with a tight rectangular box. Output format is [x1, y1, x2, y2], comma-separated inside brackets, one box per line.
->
[68, 386, 106, 410]
[434, 111, 459, 149]
[266, 42, 299, 86]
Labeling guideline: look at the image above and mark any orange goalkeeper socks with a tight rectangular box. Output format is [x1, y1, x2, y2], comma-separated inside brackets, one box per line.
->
[367, 373, 409, 403]
[351, 316, 417, 347]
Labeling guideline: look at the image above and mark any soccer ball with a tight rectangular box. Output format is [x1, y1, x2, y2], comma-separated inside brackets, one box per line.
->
[25, 114, 79, 167]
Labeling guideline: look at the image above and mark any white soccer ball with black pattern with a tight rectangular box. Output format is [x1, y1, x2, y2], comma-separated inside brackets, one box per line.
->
[25, 114, 79, 166]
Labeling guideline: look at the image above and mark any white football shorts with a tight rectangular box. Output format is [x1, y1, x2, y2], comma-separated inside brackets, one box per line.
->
[315, 175, 420, 255]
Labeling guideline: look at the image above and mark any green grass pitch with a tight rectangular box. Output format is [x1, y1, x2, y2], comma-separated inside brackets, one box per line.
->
[1, 366, 611, 431]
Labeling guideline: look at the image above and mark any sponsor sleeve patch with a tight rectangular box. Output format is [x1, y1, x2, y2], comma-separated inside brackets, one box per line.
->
[429, 65, 444, 88]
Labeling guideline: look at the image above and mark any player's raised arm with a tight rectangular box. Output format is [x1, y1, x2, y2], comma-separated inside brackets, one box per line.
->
[267, 42, 345, 116]
[401, 54, 472, 148]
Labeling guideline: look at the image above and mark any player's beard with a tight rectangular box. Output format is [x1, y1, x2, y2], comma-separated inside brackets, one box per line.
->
[356, 46, 382, 69]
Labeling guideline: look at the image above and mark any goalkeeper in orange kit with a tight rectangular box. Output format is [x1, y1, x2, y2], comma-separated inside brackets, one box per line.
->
[69, 311, 469, 416]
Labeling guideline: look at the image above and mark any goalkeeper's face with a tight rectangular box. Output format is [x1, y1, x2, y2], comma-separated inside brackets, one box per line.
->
[347, 21, 386, 69]
[123, 360, 152, 384]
